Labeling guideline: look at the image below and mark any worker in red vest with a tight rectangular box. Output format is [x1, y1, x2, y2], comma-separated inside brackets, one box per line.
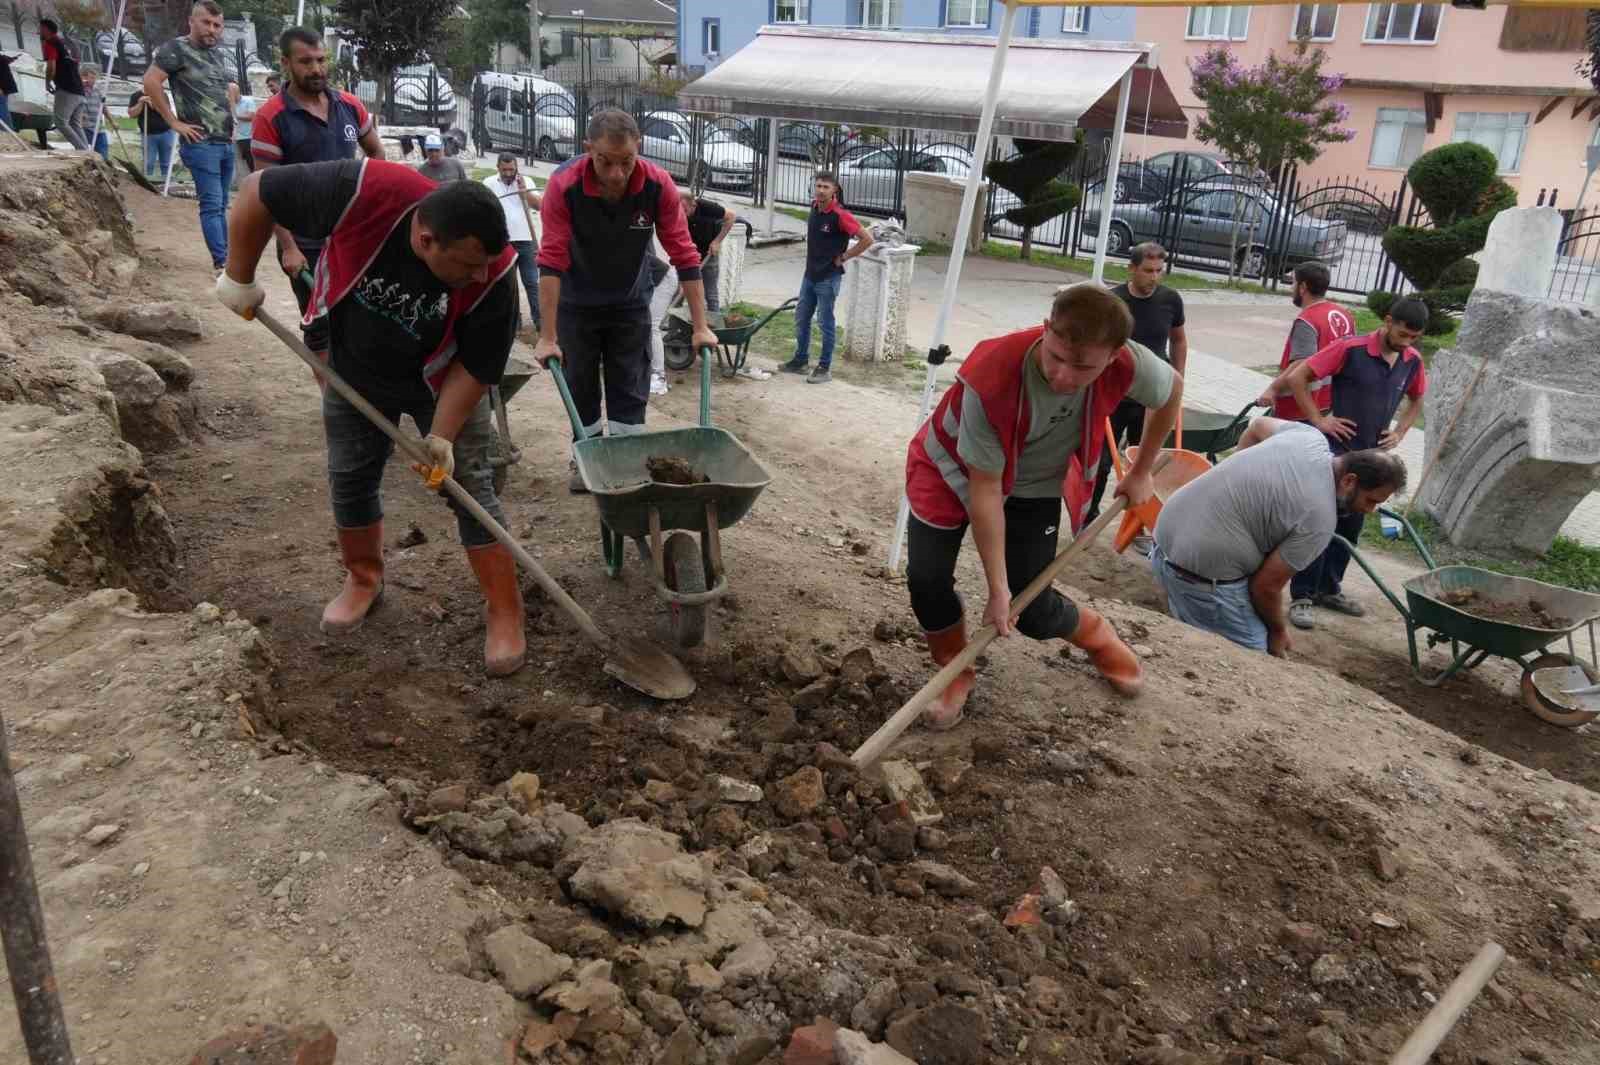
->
[1259, 261, 1355, 419]
[215, 158, 527, 677]
[903, 284, 1185, 729]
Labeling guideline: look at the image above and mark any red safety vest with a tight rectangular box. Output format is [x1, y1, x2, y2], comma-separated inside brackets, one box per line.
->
[906, 326, 1136, 532]
[1274, 299, 1354, 420]
[305, 158, 517, 394]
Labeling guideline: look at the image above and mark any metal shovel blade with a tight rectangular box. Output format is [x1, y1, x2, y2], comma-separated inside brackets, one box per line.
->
[605, 640, 697, 701]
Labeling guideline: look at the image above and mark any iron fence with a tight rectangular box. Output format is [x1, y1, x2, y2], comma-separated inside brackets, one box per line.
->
[1548, 209, 1600, 304]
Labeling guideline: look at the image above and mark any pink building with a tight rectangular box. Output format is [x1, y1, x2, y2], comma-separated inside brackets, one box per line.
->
[1135, 5, 1598, 207]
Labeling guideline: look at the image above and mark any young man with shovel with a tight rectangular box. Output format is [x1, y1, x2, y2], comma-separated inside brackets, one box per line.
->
[903, 283, 1185, 729]
[214, 158, 527, 676]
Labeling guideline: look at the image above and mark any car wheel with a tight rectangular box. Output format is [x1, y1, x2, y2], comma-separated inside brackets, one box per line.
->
[1236, 245, 1267, 278]
[537, 136, 555, 161]
[1114, 178, 1128, 202]
[1107, 223, 1132, 257]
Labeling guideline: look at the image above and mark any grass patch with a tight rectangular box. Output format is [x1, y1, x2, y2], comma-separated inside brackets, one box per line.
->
[1359, 510, 1600, 592]
[1351, 307, 1456, 365]
[723, 300, 927, 388]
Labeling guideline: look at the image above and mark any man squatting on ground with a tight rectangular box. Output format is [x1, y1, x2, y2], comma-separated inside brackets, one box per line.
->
[215, 158, 529, 677]
[1266, 296, 1428, 631]
[533, 109, 718, 492]
[905, 284, 1185, 729]
[1151, 417, 1406, 656]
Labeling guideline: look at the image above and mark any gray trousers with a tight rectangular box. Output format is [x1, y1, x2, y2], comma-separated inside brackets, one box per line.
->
[53, 91, 89, 150]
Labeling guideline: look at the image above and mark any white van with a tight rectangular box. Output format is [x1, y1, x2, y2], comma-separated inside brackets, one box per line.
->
[471, 71, 577, 161]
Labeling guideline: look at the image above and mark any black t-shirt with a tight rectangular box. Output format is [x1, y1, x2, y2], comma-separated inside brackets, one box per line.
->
[259, 160, 516, 407]
[42, 36, 84, 96]
[0, 55, 18, 96]
[685, 199, 726, 258]
[128, 89, 171, 135]
[1111, 282, 1185, 362]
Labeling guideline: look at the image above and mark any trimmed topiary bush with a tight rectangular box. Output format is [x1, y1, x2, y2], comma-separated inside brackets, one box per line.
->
[985, 137, 1083, 261]
[1366, 290, 1396, 318]
[1379, 142, 1511, 331]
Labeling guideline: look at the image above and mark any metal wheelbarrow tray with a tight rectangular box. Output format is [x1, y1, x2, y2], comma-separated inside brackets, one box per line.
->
[1342, 507, 1600, 727]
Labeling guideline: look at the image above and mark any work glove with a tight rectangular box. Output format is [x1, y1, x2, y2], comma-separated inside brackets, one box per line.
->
[410, 433, 455, 490]
[215, 272, 265, 321]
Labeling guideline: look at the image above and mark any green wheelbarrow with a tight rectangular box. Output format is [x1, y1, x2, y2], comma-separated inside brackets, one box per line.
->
[663, 299, 799, 377]
[1341, 506, 1600, 728]
[548, 346, 772, 649]
[1156, 402, 1264, 464]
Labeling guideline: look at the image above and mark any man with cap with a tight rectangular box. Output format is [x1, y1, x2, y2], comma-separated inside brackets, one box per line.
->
[417, 133, 468, 183]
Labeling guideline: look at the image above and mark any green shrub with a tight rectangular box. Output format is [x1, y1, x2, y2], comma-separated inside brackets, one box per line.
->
[1406, 143, 1498, 223]
[1367, 290, 1396, 317]
[1438, 258, 1479, 288]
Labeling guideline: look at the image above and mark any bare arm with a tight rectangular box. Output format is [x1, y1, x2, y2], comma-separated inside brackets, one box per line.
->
[227, 81, 240, 109]
[838, 230, 873, 267]
[1279, 360, 1355, 441]
[428, 361, 488, 444]
[1379, 395, 1422, 449]
[357, 126, 385, 158]
[1120, 370, 1185, 503]
[1234, 415, 1291, 452]
[1168, 325, 1188, 378]
[967, 468, 1011, 637]
[1249, 549, 1297, 657]
[709, 206, 736, 253]
[142, 65, 201, 142]
[221, 171, 277, 282]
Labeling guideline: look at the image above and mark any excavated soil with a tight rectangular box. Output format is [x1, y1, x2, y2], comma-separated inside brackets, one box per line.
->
[1438, 589, 1572, 631]
[5, 165, 1600, 1064]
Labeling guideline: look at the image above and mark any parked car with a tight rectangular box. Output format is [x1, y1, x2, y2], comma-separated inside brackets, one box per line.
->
[637, 110, 756, 190]
[835, 145, 975, 214]
[355, 62, 455, 125]
[1143, 150, 1270, 195]
[472, 71, 576, 160]
[1082, 186, 1347, 276]
[1082, 160, 1167, 205]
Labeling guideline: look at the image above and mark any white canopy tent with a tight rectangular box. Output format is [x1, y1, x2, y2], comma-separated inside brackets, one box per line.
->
[679, 12, 1187, 567]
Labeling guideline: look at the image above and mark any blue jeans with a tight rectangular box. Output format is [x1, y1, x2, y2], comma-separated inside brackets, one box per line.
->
[144, 130, 177, 178]
[510, 240, 540, 330]
[179, 139, 234, 268]
[1290, 509, 1365, 602]
[322, 386, 506, 547]
[793, 272, 840, 370]
[90, 129, 109, 161]
[1151, 544, 1268, 652]
[0, 93, 11, 129]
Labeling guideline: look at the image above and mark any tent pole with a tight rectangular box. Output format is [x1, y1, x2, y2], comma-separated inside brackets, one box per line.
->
[89, 0, 130, 152]
[885, 0, 1019, 570]
[1091, 66, 1133, 285]
[765, 118, 779, 235]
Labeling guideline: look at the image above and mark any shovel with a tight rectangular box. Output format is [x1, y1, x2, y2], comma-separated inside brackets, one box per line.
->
[251, 305, 696, 701]
[852, 452, 1172, 768]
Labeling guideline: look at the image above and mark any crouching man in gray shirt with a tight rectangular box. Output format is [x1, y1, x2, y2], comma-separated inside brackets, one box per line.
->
[1150, 418, 1405, 657]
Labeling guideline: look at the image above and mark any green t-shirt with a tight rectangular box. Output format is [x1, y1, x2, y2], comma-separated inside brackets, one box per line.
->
[957, 338, 1175, 498]
[154, 36, 235, 140]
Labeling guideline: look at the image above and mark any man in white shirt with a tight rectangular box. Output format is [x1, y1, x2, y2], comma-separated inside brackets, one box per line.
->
[484, 151, 542, 332]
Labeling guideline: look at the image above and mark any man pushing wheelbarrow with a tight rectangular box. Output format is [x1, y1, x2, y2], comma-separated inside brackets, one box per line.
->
[215, 158, 529, 677]
[903, 284, 1185, 729]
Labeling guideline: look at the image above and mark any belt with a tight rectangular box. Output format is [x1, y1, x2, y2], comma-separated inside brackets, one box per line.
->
[1162, 557, 1247, 587]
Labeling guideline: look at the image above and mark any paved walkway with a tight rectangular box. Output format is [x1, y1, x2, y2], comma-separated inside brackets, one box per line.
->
[738, 244, 1600, 547]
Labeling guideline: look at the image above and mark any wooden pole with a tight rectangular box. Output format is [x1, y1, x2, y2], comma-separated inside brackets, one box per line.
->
[1388, 942, 1505, 1065]
[855, 450, 1172, 768]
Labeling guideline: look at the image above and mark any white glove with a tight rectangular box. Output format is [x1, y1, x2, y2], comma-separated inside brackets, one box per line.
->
[410, 434, 455, 489]
[215, 272, 265, 320]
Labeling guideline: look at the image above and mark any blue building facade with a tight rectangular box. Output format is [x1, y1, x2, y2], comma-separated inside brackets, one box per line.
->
[677, 2, 1140, 74]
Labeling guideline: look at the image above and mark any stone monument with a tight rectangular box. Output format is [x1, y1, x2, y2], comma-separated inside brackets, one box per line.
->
[840, 227, 919, 363]
[1419, 207, 1600, 553]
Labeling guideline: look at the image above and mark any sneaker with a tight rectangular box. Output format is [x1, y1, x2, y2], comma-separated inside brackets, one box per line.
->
[778, 359, 809, 375]
[807, 367, 832, 384]
[649, 372, 669, 396]
[568, 458, 587, 494]
[1289, 598, 1315, 630]
[1315, 591, 1366, 617]
[736, 365, 772, 381]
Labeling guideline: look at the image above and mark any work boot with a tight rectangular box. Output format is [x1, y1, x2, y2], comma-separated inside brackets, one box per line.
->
[321, 522, 385, 635]
[1315, 591, 1366, 617]
[922, 619, 976, 730]
[1289, 598, 1315, 630]
[778, 358, 809, 375]
[1067, 607, 1143, 696]
[466, 542, 527, 676]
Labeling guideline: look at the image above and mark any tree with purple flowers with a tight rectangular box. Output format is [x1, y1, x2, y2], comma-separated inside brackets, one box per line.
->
[1186, 41, 1354, 278]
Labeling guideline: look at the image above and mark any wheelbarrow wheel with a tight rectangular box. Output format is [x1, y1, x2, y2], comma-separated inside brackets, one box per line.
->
[664, 343, 697, 372]
[1520, 652, 1600, 728]
[663, 531, 707, 649]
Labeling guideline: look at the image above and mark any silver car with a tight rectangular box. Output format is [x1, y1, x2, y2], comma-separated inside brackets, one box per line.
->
[1083, 186, 1347, 277]
[638, 111, 755, 190]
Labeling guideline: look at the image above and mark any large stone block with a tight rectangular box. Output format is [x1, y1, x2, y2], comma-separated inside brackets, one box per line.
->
[841, 243, 919, 363]
[1420, 288, 1600, 552]
[1476, 207, 1562, 298]
[904, 171, 986, 252]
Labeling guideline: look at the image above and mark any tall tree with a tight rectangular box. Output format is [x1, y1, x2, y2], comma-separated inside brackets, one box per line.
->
[332, 0, 454, 115]
[1187, 41, 1354, 279]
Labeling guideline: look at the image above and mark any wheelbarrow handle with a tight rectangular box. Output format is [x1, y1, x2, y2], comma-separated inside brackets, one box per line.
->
[543, 356, 591, 441]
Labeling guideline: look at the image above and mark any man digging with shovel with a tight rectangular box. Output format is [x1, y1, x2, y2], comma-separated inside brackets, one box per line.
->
[903, 284, 1185, 728]
[214, 158, 528, 677]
